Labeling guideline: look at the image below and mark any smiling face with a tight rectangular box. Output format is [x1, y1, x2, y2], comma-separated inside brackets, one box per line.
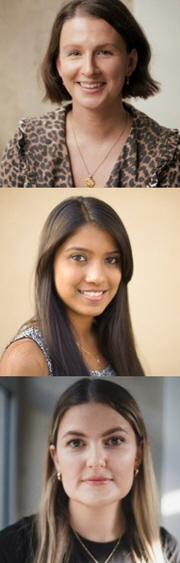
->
[53, 224, 122, 325]
[50, 402, 142, 515]
[56, 15, 137, 111]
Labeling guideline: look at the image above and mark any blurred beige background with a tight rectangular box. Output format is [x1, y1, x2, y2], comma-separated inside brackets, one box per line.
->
[0, 0, 180, 158]
[0, 187, 180, 376]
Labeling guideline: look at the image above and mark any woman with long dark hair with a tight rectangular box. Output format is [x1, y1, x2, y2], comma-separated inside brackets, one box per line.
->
[0, 378, 179, 562]
[0, 0, 179, 187]
[0, 196, 145, 376]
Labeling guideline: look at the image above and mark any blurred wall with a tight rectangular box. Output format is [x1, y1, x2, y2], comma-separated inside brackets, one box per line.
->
[0, 187, 180, 376]
[133, 0, 180, 129]
[0, 0, 179, 158]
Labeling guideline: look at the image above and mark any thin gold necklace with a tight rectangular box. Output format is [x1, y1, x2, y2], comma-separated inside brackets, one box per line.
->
[73, 530, 121, 563]
[76, 341, 100, 364]
[71, 113, 128, 187]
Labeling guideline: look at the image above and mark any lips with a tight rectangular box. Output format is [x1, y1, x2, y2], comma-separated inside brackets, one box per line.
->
[78, 289, 107, 301]
[79, 290, 105, 296]
[79, 82, 105, 89]
[82, 475, 112, 485]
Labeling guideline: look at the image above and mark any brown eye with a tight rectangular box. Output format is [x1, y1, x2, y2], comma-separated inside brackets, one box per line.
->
[71, 254, 86, 262]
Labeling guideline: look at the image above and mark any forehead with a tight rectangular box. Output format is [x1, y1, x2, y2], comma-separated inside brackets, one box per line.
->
[59, 15, 126, 49]
[57, 224, 119, 252]
[57, 402, 135, 438]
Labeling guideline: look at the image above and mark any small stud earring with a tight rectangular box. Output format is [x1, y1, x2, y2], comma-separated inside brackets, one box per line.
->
[134, 468, 139, 477]
[126, 76, 130, 86]
[57, 472, 62, 481]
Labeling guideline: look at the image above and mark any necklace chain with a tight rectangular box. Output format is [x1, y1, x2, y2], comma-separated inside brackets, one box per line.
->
[76, 341, 100, 363]
[71, 113, 128, 187]
[73, 530, 121, 563]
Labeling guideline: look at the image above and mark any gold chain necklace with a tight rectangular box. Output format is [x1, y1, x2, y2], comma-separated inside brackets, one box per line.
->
[76, 341, 100, 364]
[71, 113, 128, 187]
[73, 530, 121, 563]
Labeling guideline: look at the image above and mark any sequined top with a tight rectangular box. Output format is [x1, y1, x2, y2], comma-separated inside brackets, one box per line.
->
[7, 325, 117, 377]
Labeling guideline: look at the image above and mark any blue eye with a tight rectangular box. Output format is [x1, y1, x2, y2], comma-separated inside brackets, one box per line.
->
[68, 439, 84, 448]
[105, 437, 123, 446]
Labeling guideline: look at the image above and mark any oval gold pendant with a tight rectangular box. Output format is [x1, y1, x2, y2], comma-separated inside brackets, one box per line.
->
[85, 176, 95, 187]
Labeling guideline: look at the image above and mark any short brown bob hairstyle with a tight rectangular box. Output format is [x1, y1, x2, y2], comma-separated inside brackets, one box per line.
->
[41, 0, 160, 104]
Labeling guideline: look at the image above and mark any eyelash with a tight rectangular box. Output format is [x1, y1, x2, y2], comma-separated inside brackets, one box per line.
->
[105, 257, 120, 265]
[70, 254, 120, 264]
[71, 254, 86, 262]
[67, 50, 113, 57]
[67, 437, 124, 448]
[68, 51, 81, 57]
[97, 50, 113, 56]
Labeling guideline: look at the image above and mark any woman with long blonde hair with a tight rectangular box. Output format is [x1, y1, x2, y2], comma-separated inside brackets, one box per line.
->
[0, 378, 179, 562]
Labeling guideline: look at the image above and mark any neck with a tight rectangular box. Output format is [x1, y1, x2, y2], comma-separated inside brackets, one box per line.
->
[71, 99, 126, 140]
[67, 311, 95, 340]
[69, 501, 125, 542]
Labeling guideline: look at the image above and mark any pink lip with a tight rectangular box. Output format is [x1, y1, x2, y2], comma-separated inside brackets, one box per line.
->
[78, 290, 107, 302]
[82, 476, 112, 485]
[78, 82, 106, 93]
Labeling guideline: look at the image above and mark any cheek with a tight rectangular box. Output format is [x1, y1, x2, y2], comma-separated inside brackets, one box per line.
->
[106, 58, 127, 77]
[54, 264, 76, 292]
[111, 270, 122, 290]
[60, 59, 81, 77]
[115, 449, 136, 476]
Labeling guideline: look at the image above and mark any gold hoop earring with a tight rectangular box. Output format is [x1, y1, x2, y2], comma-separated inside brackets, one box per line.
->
[57, 472, 62, 481]
[134, 468, 139, 477]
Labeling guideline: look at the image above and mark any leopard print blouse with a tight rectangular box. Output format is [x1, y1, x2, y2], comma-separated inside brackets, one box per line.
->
[0, 102, 179, 187]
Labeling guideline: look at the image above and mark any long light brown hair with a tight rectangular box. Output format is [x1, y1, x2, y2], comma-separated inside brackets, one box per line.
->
[34, 378, 166, 563]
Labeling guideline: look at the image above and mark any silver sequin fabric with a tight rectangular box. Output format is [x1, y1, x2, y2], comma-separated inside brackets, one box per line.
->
[7, 325, 54, 376]
[7, 326, 117, 377]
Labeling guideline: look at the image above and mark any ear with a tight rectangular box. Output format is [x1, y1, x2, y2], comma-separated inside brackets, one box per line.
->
[49, 444, 61, 472]
[126, 48, 138, 77]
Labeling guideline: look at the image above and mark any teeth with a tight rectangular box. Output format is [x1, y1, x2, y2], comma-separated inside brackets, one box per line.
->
[81, 291, 103, 297]
[80, 82, 103, 89]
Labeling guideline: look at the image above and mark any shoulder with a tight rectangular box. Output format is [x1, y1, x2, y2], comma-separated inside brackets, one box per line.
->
[160, 527, 180, 561]
[0, 337, 49, 376]
[0, 515, 36, 563]
[20, 103, 71, 134]
[127, 102, 180, 146]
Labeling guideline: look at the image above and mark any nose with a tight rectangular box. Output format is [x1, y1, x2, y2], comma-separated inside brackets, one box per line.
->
[85, 261, 106, 284]
[86, 444, 106, 469]
[82, 52, 98, 76]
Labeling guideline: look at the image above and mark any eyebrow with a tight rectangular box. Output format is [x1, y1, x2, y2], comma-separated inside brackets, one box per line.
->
[63, 42, 119, 50]
[64, 246, 121, 254]
[62, 426, 128, 439]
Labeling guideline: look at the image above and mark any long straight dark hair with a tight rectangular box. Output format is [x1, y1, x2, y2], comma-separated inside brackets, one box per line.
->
[35, 196, 145, 376]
